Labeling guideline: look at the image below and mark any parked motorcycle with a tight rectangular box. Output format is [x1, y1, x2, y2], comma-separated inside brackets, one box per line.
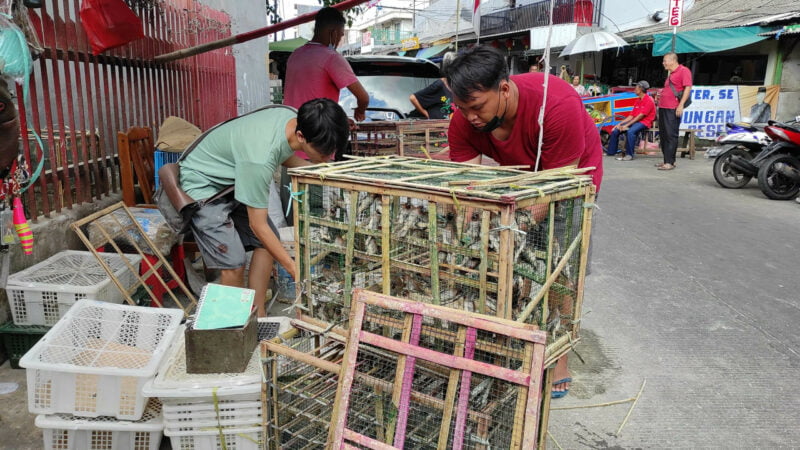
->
[756, 120, 800, 200]
[711, 122, 771, 189]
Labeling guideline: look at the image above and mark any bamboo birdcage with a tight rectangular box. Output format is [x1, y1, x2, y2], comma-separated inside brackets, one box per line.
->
[350, 119, 450, 158]
[289, 156, 596, 364]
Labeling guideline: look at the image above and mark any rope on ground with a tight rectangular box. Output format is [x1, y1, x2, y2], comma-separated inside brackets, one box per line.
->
[616, 377, 646, 436]
[547, 430, 565, 450]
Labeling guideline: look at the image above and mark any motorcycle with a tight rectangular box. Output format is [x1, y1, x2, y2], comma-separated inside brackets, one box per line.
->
[755, 119, 800, 200]
[711, 122, 771, 189]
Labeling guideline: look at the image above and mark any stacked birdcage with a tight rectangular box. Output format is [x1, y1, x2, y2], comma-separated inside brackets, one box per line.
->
[350, 119, 450, 158]
[289, 156, 596, 363]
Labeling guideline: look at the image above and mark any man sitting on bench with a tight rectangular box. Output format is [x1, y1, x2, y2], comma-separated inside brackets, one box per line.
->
[605, 80, 655, 161]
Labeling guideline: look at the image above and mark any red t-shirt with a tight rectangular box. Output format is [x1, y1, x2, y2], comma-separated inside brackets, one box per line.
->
[449, 73, 603, 191]
[632, 94, 656, 128]
[660, 64, 692, 109]
[283, 43, 358, 108]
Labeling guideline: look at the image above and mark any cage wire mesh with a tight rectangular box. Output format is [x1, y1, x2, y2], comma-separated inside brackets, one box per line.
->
[350, 120, 450, 158]
[262, 329, 347, 450]
[291, 156, 594, 354]
[329, 290, 547, 449]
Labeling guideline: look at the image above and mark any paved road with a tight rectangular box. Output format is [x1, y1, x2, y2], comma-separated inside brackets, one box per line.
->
[548, 154, 800, 448]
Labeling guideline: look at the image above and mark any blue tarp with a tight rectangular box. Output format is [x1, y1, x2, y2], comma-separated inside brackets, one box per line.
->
[652, 26, 773, 56]
[416, 43, 451, 60]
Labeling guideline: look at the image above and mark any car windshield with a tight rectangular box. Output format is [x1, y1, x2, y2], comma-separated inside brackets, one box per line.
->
[340, 75, 439, 121]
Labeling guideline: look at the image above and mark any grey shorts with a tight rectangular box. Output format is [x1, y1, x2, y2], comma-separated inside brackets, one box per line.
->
[190, 193, 279, 270]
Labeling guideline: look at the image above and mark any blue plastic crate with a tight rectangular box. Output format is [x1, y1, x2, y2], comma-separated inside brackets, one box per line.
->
[153, 150, 181, 190]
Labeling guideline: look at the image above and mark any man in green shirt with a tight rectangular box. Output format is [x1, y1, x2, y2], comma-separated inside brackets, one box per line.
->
[180, 99, 349, 316]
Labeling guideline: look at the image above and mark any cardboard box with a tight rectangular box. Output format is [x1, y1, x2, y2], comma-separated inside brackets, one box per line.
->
[184, 310, 257, 374]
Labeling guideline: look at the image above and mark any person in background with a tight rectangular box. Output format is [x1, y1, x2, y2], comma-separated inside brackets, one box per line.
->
[409, 52, 456, 119]
[445, 46, 603, 399]
[0, 77, 20, 177]
[179, 99, 350, 317]
[749, 86, 771, 124]
[657, 52, 692, 171]
[572, 75, 586, 96]
[604, 80, 655, 161]
[284, 7, 369, 122]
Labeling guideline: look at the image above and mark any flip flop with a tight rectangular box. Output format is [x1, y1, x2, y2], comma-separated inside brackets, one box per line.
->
[658, 164, 676, 170]
[551, 377, 572, 399]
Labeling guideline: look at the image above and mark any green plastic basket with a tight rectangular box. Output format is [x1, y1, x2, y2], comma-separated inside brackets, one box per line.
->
[0, 322, 50, 369]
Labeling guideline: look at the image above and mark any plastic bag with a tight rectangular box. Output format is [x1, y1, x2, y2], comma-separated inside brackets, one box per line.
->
[0, 14, 33, 81]
[79, 0, 144, 55]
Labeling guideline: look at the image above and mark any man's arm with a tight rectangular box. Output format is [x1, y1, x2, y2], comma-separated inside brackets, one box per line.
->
[347, 81, 369, 122]
[282, 155, 313, 168]
[247, 206, 297, 279]
[676, 86, 691, 117]
[409, 94, 429, 118]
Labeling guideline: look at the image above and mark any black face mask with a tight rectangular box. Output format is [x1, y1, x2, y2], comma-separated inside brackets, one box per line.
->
[478, 89, 507, 133]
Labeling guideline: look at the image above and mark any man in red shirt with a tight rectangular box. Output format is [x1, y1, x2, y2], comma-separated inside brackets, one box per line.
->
[446, 47, 603, 190]
[657, 52, 692, 170]
[284, 7, 369, 121]
[605, 80, 656, 160]
[446, 46, 603, 399]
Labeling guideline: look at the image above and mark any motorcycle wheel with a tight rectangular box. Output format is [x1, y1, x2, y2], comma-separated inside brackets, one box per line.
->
[713, 146, 753, 189]
[757, 154, 800, 200]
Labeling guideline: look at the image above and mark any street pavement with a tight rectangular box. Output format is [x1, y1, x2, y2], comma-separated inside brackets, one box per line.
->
[548, 153, 800, 448]
[1, 152, 798, 449]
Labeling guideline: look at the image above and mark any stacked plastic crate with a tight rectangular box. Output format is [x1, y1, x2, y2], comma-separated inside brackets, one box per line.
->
[143, 323, 281, 450]
[0, 250, 142, 370]
[19, 300, 183, 449]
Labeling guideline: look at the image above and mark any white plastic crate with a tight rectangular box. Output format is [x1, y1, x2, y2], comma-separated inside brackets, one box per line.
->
[20, 300, 183, 420]
[163, 401, 262, 434]
[166, 426, 263, 450]
[35, 398, 164, 450]
[142, 328, 262, 401]
[7, 250, 142, 326]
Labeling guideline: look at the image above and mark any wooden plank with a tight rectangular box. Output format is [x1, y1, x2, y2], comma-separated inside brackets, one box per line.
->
[392, 313, 423, 448]
[328, 300, 367, 449]
[357, 291, 545, 343]
[342, 190, 359, 309]
[359, 331, 531, 386]
[386, 313, 415, 444]
[428, 204, 440, 305]
[573, 189, 596, 339]
[437, 326, 468, 450]
[521, 342, 547, 449]
[451, 327, 477, 450]
[496, 207, 513, 320]
[381, 195, 392, 295]
[344, 429, 398, 450]
[510, 342, 534, 447]
[299, 181, 314, 317]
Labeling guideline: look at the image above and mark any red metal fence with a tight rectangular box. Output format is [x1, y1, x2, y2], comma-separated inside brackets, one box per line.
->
[14, 0, 237, 220]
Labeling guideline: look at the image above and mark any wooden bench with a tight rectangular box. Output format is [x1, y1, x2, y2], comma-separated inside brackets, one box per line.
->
[635, 126, 700, 160]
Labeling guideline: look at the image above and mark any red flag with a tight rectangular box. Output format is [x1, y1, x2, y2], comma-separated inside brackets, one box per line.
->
[474, 0, 480, 12]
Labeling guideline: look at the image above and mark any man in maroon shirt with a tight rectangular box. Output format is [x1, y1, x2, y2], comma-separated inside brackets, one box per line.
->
[657, 52, 692, 170]
[446, 46, 603, 399]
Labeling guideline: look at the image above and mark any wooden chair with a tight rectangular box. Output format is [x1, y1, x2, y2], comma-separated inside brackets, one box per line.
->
[118, 127, 156, 207]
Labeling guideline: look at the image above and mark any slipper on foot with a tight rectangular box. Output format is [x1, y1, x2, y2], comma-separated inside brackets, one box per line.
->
[551, 377, 572, 399]
[658, 163, 676, 170]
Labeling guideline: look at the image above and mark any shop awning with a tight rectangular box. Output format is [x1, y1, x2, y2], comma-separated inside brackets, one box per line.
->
[269, 37, 308, 52]
[416, 43, 451, 60]
[652, 26, 773, 56]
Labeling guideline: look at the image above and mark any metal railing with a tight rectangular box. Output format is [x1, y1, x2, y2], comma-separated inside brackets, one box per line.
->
[480, 0, 602, 37]
[14, 0, 237, 220]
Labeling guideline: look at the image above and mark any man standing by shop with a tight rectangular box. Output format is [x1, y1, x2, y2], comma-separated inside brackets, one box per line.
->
[284, 7, 369, 122]
[657, 52, 692, 171]
[445, 45, 603, 399]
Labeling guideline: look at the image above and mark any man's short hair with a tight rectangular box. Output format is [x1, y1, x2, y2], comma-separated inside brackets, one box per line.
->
[314, 7, 345, 34]
[664, 52, 678, 62]
[297, 98, 350, 156]
[445, 45, 509, 101]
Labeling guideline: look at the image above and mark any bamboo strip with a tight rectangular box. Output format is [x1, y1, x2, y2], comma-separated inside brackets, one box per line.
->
[542, 202, 556, 329]
[516, 233, 583, 323]
[300, 182, 314, 318]
[428, 205, 440, 305]
[616, 378, 647, 437]
[478, 211, 491, 314]
[342, 190, 359, 309]
[537, 367, 554, 450]
[572, 189, 596, 339]
[511, 342, 534, 447]
[385, 313, 415, 444]
[497, 207, 513, 320]
[381, 195, 392, 295]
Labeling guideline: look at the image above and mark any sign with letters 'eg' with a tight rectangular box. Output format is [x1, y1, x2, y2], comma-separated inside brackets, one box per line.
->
[668, 0, 684, 27]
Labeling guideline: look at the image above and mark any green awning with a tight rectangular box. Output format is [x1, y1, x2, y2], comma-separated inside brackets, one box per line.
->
[269, 37, 308, 53]
[652, 26, 773, 56]
[416, 43, 451, 60]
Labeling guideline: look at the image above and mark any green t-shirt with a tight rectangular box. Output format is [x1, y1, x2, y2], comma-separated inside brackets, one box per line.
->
[179, 107, 296, 209]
